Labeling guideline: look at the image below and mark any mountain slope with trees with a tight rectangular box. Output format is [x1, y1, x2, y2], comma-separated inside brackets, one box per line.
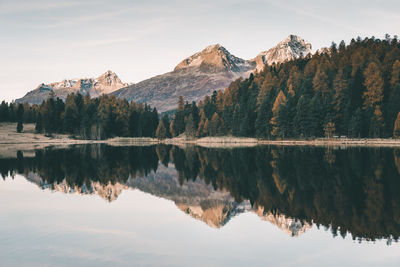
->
[168, 35, 400, 139]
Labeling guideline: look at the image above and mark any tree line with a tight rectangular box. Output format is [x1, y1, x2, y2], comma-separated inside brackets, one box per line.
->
[43, 93, 159, 139]
[165, 35, 400, 139]
[3, 35, 400, 140]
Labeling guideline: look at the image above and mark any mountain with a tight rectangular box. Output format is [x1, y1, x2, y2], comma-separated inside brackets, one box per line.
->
[250, 35, 312, 72]
[174, 44, 252, 73]
[17, 35, 312, 111]
[112, 44, 254, 112]
[113, 36, 312, 111]
[16, 70, 127, 104]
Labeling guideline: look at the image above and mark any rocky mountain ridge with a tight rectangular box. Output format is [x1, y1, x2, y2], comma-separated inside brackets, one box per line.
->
[250, 34, 312, 71]
[112, 35, 313, 111]
[16, 70, 127, 104]
[17, 35, 313, 111]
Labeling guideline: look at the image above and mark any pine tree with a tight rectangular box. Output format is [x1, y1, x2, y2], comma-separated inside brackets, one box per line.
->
[203, 118, 210, 136]
[155, 120, 167, 139]
[255, 96, 272, 138]
[0, 101, 9, 122]
[35, 113, 42, 133]
[196, 111, 206, 137]
[349, 108, 363, 138]
[370, 106, 385, 137]
[332, 68, 350, 135]
[16, 104, 24, 133]
[294, 96, 310, 138]
[308, 94, 324, 137]
[387, 60, 400, 135]
[313, 66, 330, 98]
[394, 112, 400, 138]
[161, 114, 171, 138]
[177, 96, 185, 112]
[232, 104, 240, 136]
[185, 114, 196, 138]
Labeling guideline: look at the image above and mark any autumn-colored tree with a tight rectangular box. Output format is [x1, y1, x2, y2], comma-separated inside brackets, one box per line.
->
[203, 118, 210, 136]
[287, 66, 300, 96]
[391, 60, 400, 87]
[363, 62, 384, 109]
[155, 120, 167, 139]
[324, 122, 336, 138]
[313, 66, 330, 98]
[270, 91, 287, 137]
[177, 96, 185, 112]
[210, 112, 221, 136]
[370, 106, 385, 137]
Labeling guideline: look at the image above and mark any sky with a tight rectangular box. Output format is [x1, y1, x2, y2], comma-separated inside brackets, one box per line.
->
[0, 0, 399, 102]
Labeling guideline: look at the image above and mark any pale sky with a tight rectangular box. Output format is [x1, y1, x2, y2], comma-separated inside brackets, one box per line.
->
[0, 0, 399, 102]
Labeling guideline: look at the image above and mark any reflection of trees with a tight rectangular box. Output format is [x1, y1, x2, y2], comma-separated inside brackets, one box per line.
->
[1, 145, 400, 242]
[0, 145, 159, 187]
[171, 146, 400, 242]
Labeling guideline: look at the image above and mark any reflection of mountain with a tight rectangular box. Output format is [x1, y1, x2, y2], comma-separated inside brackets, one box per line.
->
[2, 144, 400, 242]
[25, 172, 128, 202]
[23, 163, 310, 236]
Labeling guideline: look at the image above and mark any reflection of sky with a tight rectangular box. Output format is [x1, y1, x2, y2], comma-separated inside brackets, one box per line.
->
[0, 175, 399, 267]
[1, 0, 400, 102]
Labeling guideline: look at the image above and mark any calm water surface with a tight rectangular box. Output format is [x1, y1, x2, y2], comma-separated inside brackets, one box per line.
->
[1, 145, 400, 266]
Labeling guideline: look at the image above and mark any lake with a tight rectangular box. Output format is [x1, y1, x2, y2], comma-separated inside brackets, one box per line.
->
[1, 144, 399, 266]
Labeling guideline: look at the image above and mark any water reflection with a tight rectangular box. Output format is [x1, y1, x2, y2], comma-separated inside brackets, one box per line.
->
[1, 144, 400, 242]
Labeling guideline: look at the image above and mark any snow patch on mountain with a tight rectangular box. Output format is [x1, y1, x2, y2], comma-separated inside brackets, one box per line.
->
[251, 35, 312, 72]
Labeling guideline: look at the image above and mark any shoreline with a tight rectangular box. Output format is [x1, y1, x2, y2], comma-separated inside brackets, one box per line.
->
[2, 124, 400, 155]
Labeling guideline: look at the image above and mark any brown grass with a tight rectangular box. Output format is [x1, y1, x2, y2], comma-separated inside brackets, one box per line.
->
[2, 122, 400, 158]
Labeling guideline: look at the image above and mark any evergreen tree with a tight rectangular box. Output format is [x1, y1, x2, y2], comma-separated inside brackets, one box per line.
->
[16, 104, 24, 133]
[332, 68, 350, 135]
[185, 114, 196, 138]
[313, 66, 330, 98]
[294, 96, 310, 138]
[387, 60, 400, 135]
[35, 112, 42, 133]
[255, 95, 272, 138]
[0, 101, 9, 122]
[161, 114, 171, 138]
[349, 108, 363, 138]
[394, 112, 400, 138]
[155, 120, 168, 139]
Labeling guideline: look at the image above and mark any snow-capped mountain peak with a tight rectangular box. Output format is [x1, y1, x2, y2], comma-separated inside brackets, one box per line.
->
[17, 70, 128, 104]
[251, 34, 312, 71]
[174, 43, 252, 73]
